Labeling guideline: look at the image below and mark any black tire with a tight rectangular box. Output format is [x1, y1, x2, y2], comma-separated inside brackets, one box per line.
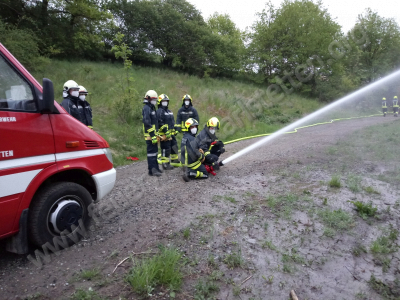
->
[28, 182, 92, 248]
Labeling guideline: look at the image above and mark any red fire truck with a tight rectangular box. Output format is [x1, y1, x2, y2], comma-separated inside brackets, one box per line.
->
[0, 43, 116, 254]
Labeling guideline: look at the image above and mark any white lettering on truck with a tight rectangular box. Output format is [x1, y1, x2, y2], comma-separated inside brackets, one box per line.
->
[0, 151, 14, 157]
[0, 117, 17, 122]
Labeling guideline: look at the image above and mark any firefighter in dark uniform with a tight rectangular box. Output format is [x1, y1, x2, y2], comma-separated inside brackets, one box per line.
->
[175, 94, 199, 134]
[61, 80, 86, 124]
[382, 97, 387, 116]
[180, 118, 208, 181]
[196, 117, 225, 171]
[142, 90, 163, 176]
[156, 94, 175, 170]
[78, 85, 93, 129]
[393, 96, 399, 117]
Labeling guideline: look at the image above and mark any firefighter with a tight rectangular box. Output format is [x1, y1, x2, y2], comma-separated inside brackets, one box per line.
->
[156, 94, 175, 170]
[382, 97, 387, 117]
[393, 96, 399, 117]
[61, 80, 87, 125]
[143, 90, 163, 176]
[196, 117, 225, 172]
[78, 85, 93, 129]
[180, 118, 208, 181]
[175, 94, 199, 134]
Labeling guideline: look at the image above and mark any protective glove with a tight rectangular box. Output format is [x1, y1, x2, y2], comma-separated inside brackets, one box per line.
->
[166, 130, 171, 139]
[220, 147, 226, 154]
[151, 136, 158, 144]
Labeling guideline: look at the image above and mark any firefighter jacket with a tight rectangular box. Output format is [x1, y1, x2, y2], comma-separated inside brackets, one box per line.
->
[142, 102, 158, 139]
[181, 131, 204, 170]
[196, 125, 217, 154]
[61, 96, 91, 126]
[175, 104, 199, 132]
[382, 100, 387, 108]
[156, 106, 175, 136]
[393, 99, 399, 108]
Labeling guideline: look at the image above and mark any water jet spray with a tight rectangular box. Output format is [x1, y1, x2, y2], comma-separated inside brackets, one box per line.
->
[221, 69, 400, 165]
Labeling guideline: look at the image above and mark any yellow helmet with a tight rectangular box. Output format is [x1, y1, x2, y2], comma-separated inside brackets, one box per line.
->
[382, 97, 386, 100]
[207, 117, 220, 130]
[184, 118, 199, 131]
[157, 94, 170, 105]
[182, 94, 192, 105]
[394, 96, 398, 99]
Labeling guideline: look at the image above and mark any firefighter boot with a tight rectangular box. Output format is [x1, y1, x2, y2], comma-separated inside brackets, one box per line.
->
[162, 162, 174, 170]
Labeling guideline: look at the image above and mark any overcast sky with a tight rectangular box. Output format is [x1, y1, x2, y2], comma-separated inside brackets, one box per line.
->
[187, 0, 399, 33]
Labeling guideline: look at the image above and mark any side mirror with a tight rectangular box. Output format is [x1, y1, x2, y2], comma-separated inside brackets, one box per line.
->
[40, 78, 55, 113]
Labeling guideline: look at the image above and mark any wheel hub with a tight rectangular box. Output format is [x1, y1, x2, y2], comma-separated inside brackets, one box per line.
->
[49, 199, 83, 234]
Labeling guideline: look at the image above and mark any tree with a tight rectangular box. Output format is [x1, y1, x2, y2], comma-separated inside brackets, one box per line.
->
[0, 0, 112, 59]
[205, 13, 245, 76]
[249, 0, 341, 95]
[346, 8, 400, 83]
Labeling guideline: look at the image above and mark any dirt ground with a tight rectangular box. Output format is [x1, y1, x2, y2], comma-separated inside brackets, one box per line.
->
[0, 116, 399, 300]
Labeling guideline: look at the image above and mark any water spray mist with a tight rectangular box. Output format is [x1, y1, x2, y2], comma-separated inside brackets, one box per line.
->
[221, 69, 400, 165]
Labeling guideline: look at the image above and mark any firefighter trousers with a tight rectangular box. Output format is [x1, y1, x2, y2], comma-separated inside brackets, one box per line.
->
[146, 140, 160, 173]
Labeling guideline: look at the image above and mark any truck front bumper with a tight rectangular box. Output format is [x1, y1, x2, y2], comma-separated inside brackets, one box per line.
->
[92, 168, 116, 200]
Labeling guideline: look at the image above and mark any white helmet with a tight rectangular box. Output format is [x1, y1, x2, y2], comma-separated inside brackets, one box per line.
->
[144, 90, 157, 100]
[78, 85, 88, 95]
[143, 90, 157, 103]
[63, 80, 79, 91]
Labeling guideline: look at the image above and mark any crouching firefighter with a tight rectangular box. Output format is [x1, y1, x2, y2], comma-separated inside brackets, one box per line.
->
[180, 118, 208, 181]
[196, 117, 225, 176]
[143, 90, 163, 176]
[156, 94, 175, 170]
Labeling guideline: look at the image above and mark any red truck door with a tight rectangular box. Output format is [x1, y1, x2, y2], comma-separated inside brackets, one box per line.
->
[0, 52, 55, 237]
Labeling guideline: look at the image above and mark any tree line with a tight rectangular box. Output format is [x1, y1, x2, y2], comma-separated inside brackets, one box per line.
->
[1, 0, 400, 101]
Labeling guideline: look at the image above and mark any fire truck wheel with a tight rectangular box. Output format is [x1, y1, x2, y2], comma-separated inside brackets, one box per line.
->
[28, 182, 93, 248]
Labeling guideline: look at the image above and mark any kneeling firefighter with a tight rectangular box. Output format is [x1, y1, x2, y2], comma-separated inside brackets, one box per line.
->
[156, 94, 176, 170]
[180, 118, 208, 181]
[196, 117, 225, 175]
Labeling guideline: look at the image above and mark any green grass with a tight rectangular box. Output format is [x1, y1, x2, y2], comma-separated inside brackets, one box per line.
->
[183, 227, 190, 239]
[32, 60, 322, 166]
[328, 175, 341, 188]
[349, 201, 377, 219]
[370, 229, 399, 254]
[352, 243, 368, 257]
[70, 288, 104, 300]
[368, 275, 400, 300]
[194, 279, 220, 300]
[347, 174, 362, 193]
[363, 186, 380, 194]
[125, 246, 183, 296]
[265, 194, 302, 219]
[318, 209, 354, 237]
[223, 250, 244, 269]
[78, 268, 101, 281]
[262, 240, 277, 251]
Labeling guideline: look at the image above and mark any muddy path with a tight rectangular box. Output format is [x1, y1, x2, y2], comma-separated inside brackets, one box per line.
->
[1, 116, 399, 300]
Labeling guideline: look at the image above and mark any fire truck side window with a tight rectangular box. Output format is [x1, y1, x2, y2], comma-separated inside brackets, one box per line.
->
[0, 56, 36, 112]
